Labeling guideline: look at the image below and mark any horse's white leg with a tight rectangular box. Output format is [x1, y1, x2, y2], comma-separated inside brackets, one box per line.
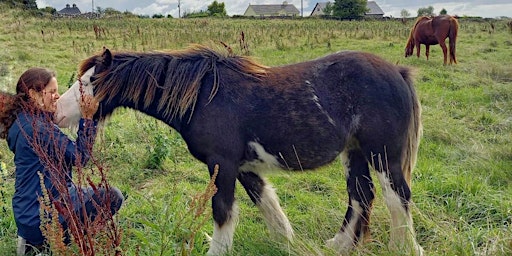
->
[375, 172, 424, 256]
[326, 199, 365, 252]
[327, 150, 374, 254]
[207, 203, 239, 255]
[238, 171, 294, 240]
[257, 183, 294, 240]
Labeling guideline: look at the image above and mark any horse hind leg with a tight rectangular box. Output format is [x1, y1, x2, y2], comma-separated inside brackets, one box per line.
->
[439, 41, 448, 65]
[326, 148, 375, 253]
[373, 153, 424, 255]
[238, 171, 294, 240]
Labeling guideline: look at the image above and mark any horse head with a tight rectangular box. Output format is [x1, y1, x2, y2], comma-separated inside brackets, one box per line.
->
[404, 38, 414, 58]
[55, 48, 113, 128]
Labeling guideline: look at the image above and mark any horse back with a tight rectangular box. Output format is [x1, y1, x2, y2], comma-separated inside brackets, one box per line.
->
[185, 51, 416, 170]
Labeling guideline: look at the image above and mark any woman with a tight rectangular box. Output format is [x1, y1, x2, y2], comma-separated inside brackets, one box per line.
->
[1, 68, 124, 255]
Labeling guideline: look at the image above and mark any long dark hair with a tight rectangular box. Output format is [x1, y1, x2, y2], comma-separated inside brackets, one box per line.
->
[0, 67, 56, 138]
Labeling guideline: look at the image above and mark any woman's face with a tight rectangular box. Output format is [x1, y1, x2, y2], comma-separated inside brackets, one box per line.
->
[31, 77, 60, 113]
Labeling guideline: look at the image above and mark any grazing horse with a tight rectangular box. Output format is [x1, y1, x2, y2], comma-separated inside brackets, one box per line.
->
[405, 15, 459, 65]
[56, 45, 424, 255]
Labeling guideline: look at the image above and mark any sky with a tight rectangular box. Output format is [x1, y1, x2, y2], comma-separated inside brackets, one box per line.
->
[36, 0, 512, 19]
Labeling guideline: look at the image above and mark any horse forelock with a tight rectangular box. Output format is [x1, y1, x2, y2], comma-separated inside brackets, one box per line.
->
[89, 45, 268, 121]
[78, 54, 100, 78]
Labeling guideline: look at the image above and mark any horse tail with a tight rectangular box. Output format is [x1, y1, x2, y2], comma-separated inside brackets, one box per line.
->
[448, 16, 459, 64]
[398, 67, 422, 187]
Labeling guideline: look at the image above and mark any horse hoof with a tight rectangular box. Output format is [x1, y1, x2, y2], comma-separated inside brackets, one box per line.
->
[325, 236, 353, 254]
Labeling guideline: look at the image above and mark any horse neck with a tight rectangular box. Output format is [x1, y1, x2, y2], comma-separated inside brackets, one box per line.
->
[121, 100, 185, 131]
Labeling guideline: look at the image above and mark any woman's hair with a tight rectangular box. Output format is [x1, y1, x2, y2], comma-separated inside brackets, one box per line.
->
[0, 67, 56, 138]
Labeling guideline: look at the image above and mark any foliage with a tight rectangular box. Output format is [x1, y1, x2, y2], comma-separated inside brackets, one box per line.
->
[323, 2, 333, 16]
[183, 10, 209, 18]
[207, 1, 226, 17]
[1, 0, 36, 9]
[400, 9, 411, 18]
[417, 6, 435, 17]
[440, 8, 447, 15]
[143, 121, 171, 170]
[331, 0, 368, 19]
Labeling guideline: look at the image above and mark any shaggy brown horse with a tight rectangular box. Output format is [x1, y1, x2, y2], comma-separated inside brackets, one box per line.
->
[56, 45, 424, 255]
[405, 15, 459, 65]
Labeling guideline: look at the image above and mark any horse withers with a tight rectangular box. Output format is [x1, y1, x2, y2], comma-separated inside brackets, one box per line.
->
[56, 45, 424, 255]
[405, 15, 459, 65]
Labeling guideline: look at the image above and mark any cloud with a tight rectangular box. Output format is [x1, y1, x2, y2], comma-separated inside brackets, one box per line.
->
[38, 0, 512, 18]
[133, 3, 170, 16]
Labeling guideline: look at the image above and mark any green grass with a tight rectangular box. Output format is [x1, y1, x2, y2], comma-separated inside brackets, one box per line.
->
[0, 5, 511, 255]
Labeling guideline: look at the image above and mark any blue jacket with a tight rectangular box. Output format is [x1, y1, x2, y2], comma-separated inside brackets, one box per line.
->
[7, 110, 97, 245]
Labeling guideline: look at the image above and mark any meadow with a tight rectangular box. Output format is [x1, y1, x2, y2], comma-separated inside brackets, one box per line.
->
[0, 4, 511, 255]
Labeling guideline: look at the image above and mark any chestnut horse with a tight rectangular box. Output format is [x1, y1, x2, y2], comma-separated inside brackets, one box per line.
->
[405, 15, 458, 65]
[56, 45, 424, 255]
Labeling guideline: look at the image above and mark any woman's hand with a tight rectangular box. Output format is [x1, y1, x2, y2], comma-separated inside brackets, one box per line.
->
[79, 95, 99, 120]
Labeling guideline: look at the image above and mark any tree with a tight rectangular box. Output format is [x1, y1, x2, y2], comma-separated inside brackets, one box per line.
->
[417, 6, 434, 17]
[331, 0, 368, 20]
[207, 1, 226, 17]
[96, 6, 104, 15]
[323, 2, 334, 16]
[22, 0, 37, 9]
[440, 8, 447, 15]
[40, 6, 56, 15]
[400, 9, 410, 18]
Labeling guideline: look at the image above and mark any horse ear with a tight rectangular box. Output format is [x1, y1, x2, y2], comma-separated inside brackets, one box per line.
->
[101, 47, 112, 67]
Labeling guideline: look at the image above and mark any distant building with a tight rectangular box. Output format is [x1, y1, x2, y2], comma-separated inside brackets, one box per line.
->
[243, 1, 300, 18]
[365, 1, 385, 18]
[58, 3, 81, 16]
[310, 2, 329, 16]
[310, 1, 385, 18]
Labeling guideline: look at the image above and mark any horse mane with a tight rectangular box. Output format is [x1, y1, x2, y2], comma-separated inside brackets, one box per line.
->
[78, 44, 269, 121]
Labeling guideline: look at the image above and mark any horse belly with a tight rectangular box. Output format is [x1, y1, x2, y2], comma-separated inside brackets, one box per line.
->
[240, 134, 342, 174]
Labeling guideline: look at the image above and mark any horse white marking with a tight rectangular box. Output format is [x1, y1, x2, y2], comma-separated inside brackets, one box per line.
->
[376, 172, 424, 255]
[207, 203, 239, 255]
[257, 183, 294, 240]
[326, 199, 363, 252]
[55, 67, 95, 128]
[306, 80, 336, 126]
[239, 142, 294, 240]
[239, 141, 282, 174]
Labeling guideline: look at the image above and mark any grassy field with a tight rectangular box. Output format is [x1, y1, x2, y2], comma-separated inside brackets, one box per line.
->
[0, 4, 511, 255]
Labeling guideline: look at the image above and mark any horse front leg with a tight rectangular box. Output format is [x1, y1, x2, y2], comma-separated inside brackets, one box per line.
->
[206, 160, 239, 255]
[425, 45, 430, 60]
[238, 171, 294, 240]
[415, 42, 421, 58]
[326, 149, 375, 253]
